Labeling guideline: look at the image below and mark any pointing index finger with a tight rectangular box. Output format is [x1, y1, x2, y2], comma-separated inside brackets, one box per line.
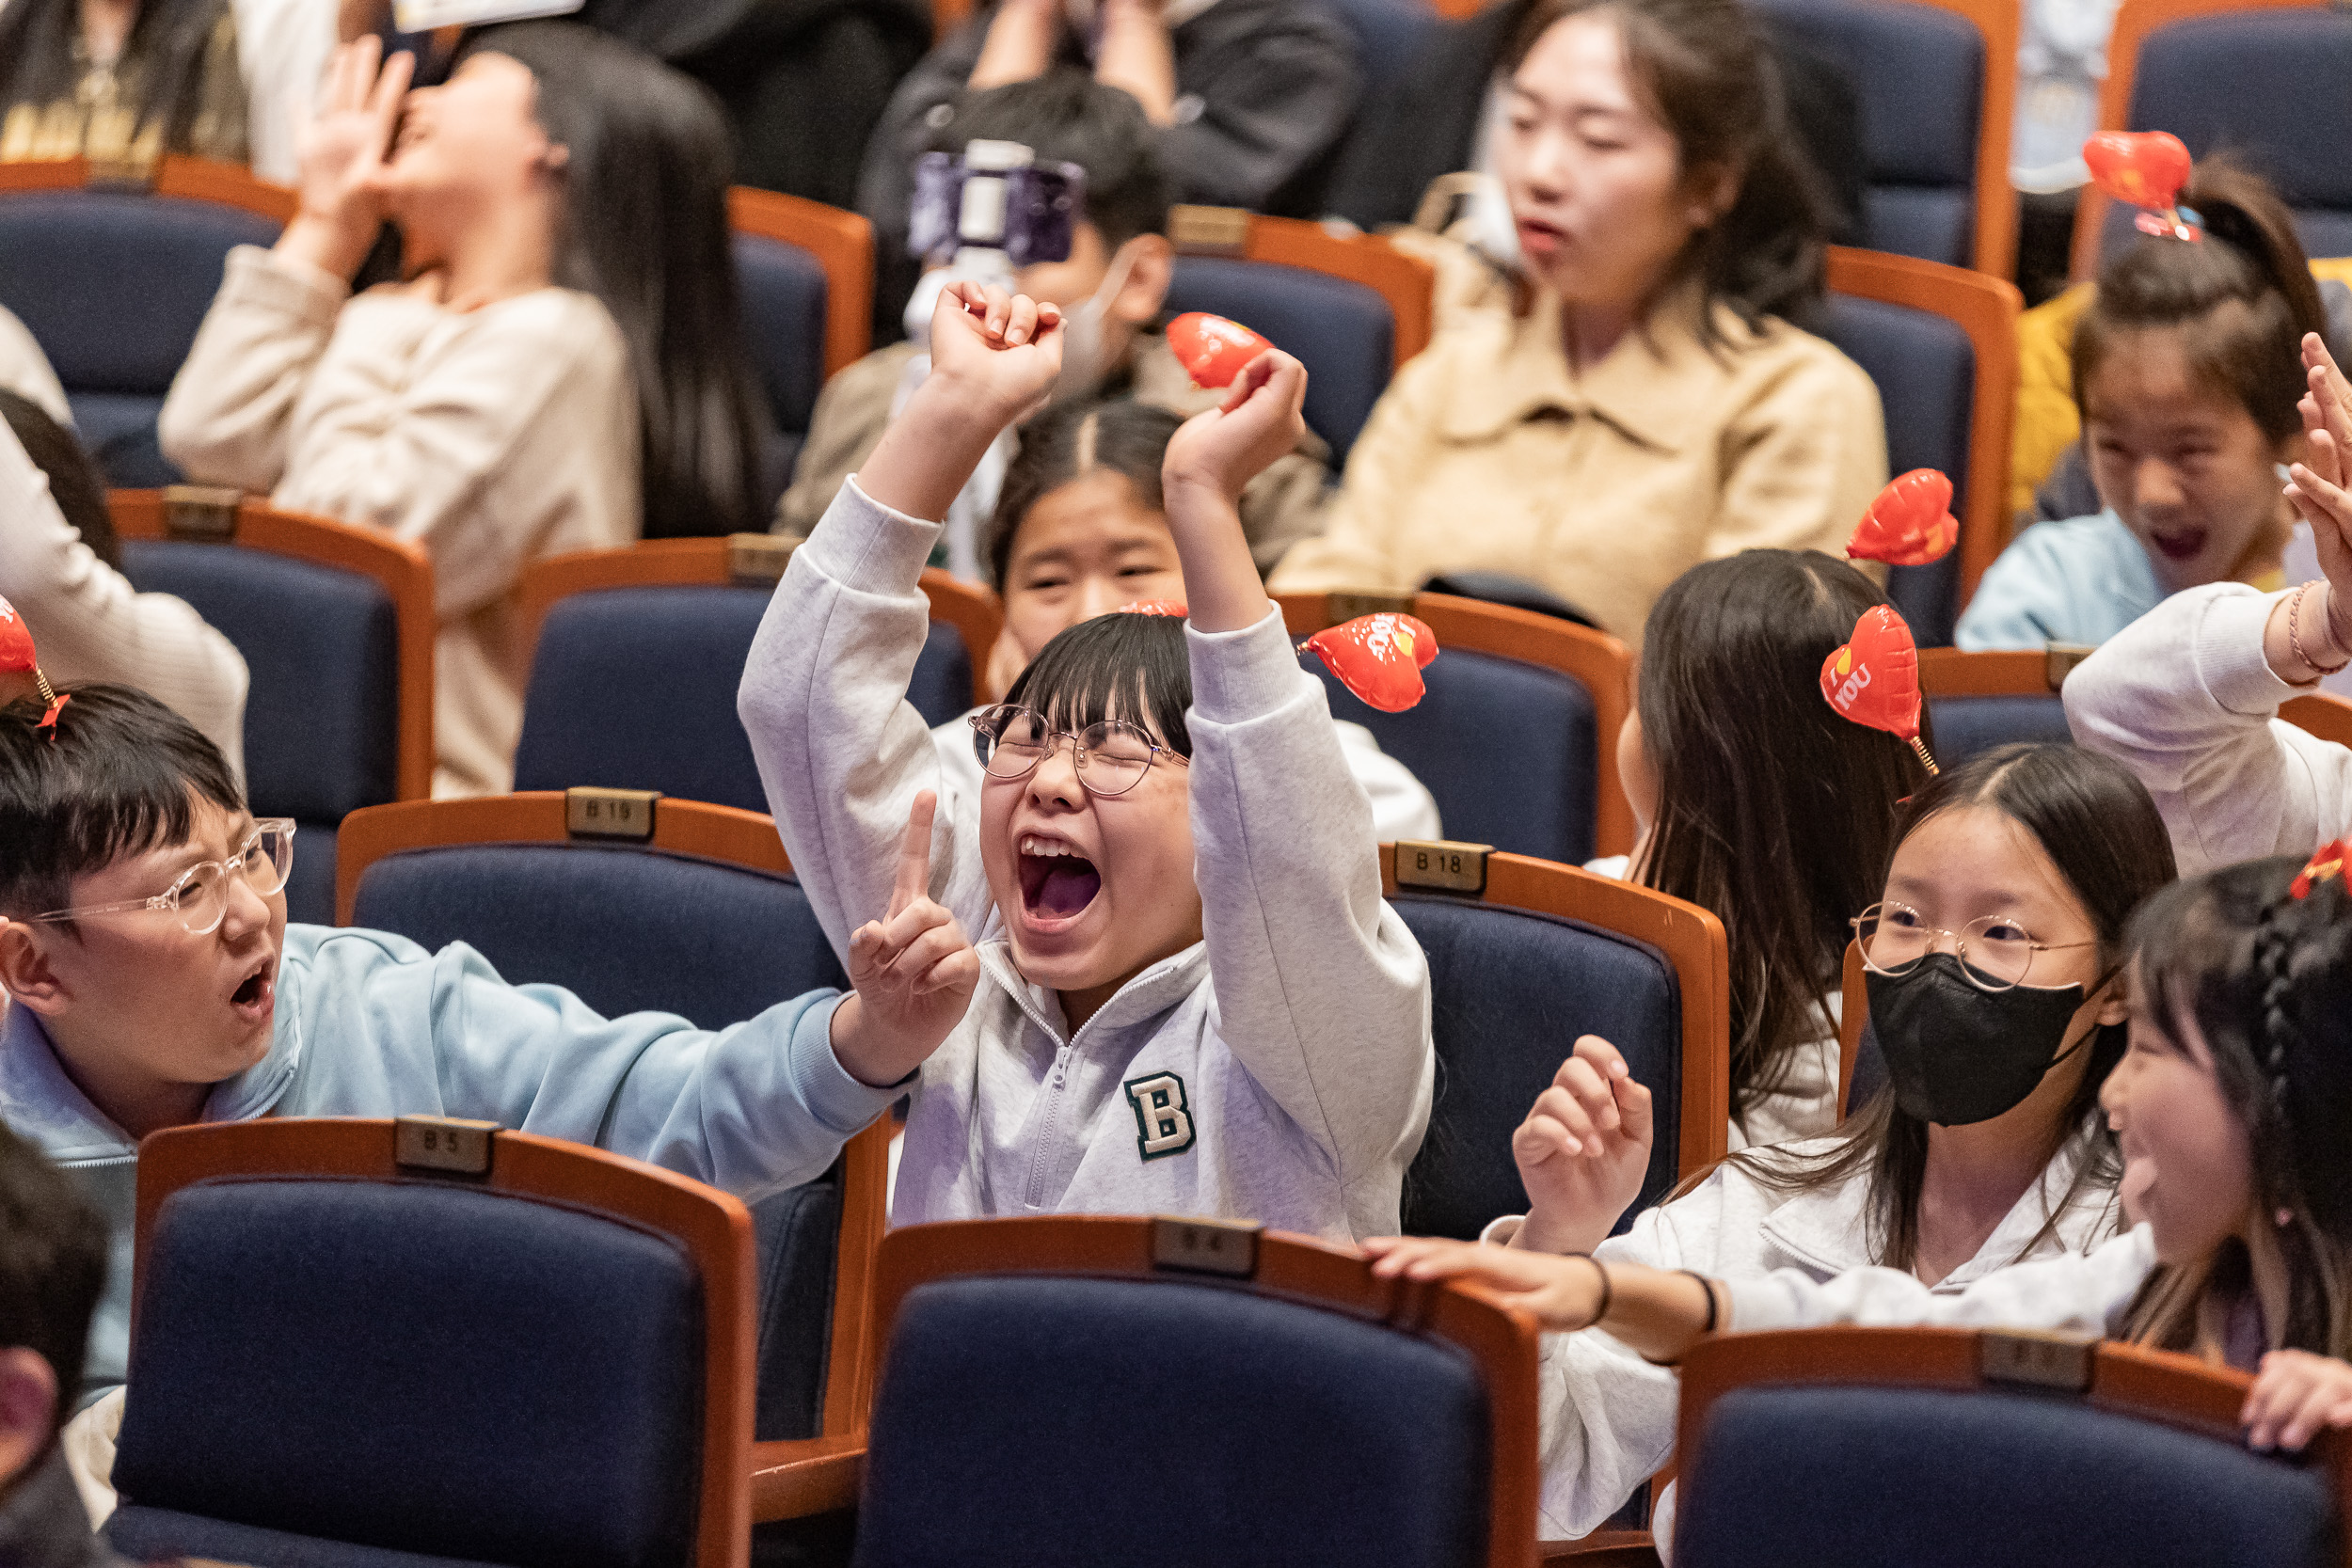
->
[889, 790, 937, 921]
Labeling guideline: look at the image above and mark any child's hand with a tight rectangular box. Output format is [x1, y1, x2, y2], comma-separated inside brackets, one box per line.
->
[279, 38, 410, 279]
[1162, 349, 1308, 506]
[2242, 1348, 2352, 1452]
[2290, 335, 2352, 631]
[829, 791, 979, 1086]
[1361, 1236, 1609, 1333]
[1511, 1037, 1653, 1257]
[925, 280, 1065, 425]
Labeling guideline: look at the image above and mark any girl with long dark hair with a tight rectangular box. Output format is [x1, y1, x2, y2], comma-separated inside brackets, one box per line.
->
[1271, 0, 1886, 648]
[1456, 744, 2174, 1538]
[158, 25, 770, 797]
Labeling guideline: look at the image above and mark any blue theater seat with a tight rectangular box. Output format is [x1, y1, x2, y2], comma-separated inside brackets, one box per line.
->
[109, 1120, 750, 1568]
[1165, 256, 1395, 464]
[0, 176, 283, 486]
[734, 230, 828, 507]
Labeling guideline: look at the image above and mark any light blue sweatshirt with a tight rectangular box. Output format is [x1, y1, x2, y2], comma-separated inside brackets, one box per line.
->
[0, 923, 897, 1404]
[1954, 512, 2162, 652]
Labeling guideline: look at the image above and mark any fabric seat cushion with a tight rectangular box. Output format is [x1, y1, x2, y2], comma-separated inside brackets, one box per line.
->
[513, 587, 972, 812]
[352, 843, 847, 1026]
[854, 1275, 1489, 1568]
[120, 540, 401, 821]
[1676, 1384, 2340, 1568]
[113, 1179, 706, 1568]
[63, 390, 179, 487]
[1924, 693, 2071, 771]
[1308, 646, 1596, 864]
[1165, 257, 1393, 463]
[733, 232, 829, 438]
[1393, 895, 1681, 1240]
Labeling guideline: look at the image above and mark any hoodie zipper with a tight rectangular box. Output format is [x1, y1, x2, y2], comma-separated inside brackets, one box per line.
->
[1021, 1037, 1076, 1210]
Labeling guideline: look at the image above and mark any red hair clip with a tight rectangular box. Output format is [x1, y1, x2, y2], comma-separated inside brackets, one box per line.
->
[2291, 839, 2347, 900]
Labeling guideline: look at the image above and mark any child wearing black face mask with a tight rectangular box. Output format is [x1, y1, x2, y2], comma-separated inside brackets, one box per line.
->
[1454, 743, 2175, 1542]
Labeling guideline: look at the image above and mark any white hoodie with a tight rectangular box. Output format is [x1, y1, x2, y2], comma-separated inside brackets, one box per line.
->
[1484, 1124, 2121, 1541]
[2063, 582, 2348, 875]
[738, 478, 1435, 1241]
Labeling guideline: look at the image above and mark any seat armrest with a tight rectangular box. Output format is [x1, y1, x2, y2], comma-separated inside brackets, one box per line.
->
[749, 1433, 866, 1521]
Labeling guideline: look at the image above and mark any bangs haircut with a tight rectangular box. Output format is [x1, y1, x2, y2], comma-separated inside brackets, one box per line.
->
[0, 684, 244, 926]
[1001, 611, 1192, 758]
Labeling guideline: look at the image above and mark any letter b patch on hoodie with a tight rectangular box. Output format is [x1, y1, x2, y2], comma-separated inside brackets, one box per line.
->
[1123, 1072, 1196, 1161]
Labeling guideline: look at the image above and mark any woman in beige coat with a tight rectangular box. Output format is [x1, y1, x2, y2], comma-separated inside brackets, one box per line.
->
[1271, 0, 1885, 648]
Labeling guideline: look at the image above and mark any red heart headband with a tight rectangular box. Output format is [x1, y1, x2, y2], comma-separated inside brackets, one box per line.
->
[2291, 839, 2347, 900]
[1300, 612, 1438, 712]
[1847, 470, 1959, 568]
[1166, 312, 1276, 390]
[1820, 604, 1938, 774]
[1118, 599, 1188, 617]
[0, 596, 66, 736]
[2084, 131, 2201, 244]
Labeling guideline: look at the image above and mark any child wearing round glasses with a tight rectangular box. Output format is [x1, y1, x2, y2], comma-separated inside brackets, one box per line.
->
[739, 281, 1436, 1242]
[1438, 743, 2171, 1540]
[0, 685, 978, 1404]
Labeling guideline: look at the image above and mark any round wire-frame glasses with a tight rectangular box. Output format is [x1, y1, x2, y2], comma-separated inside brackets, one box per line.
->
[967, 705, 1187, 798]
[1851, 900, 2098, 992]
[24, 819, 296, 936]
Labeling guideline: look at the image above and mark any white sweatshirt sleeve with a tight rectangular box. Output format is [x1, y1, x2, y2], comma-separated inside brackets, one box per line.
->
[1183, 607, 1436, 1209]
[159, 245, 343, 496]
[2064, 583, 2352, 874]
[739, 478, 994, 951]
[0, 421, 250, 781]
[1723, 1224, 2157, 1336]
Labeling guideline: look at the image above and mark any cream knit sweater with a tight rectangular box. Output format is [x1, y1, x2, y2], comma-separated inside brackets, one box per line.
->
[160, 245, 638, 797]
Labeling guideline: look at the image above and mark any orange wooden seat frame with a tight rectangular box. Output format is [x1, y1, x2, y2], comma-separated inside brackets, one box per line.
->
[133, 1117, 755, 1568]
[727, 186, 874, 381]
[1278, 589, 1638, 860]
[1677, 1325, 2352, 1564]
[512, 538, 1002, 699]
[333, 790, 893, 1513]
[2070, 0, 2328, 279]
[1826, 246, 2022, 610]
[749, 1212, 1545, 1564]
[0, 153, 294, 218]
[1383, 843, 1734, 1184]
[108, 488, 437, 803]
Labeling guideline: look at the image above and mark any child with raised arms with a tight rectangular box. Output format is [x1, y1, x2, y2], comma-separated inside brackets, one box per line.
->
[739, 283, 1435, 1240]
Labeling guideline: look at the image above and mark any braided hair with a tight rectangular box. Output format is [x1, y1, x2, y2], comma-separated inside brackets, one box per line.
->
[2124, 855, 2352, 1358]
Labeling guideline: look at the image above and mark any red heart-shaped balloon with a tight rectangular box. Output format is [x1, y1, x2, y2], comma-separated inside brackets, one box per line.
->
[1847, 468, 1959, 567]
[0, 595, 37, 674]
[1301, 612, 1438, 712]
[2084, 131, 2193, 212]
[1118, 598, 1188, 617]
[1166, 311, 1276, 389]
[1820, 605, 1923, 742]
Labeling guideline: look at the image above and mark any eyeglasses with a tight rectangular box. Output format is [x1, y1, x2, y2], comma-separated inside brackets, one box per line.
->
[968, 705, 1187, 798]
[24, 820, 296, 936]
[1851, 900, 2096, 993]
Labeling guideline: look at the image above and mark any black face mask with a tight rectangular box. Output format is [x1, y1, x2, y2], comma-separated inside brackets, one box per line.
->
[1867, 954, 2094, 1127]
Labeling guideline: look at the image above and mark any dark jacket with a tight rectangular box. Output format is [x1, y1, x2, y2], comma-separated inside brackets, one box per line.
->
[857, 0, 1362, 337]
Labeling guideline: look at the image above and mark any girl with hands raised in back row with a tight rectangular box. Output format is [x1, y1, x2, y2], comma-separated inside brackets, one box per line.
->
[1373, 843, 2352, 1465]
[739, 280, 1435, 1243]
[1427, 744, 2172, 1542]
[2069, 331, 2352, 874]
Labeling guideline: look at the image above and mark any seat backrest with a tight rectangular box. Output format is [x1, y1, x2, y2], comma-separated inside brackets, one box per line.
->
[1277, 590, 1636, 863]
[1318, 0, 1448, 96]
[1675, 1327, 2348, 1568]
[1748, 0, 2012, 273]
[111, 1119, 750, 1568]
[1917, 647, 2082, 768]
[1822, 248, 2021, 646]
[1165, 208, 1436, 465]
[514, 586, 972, 811]
[342, 793, 848, 1020]
[0, 160, 288, 483]
[2080, 3, 2352, 271]
[728, 187, 873, 451]
[853, 1215, 1538, 1568]
[1386, 846, 1729, 1240]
